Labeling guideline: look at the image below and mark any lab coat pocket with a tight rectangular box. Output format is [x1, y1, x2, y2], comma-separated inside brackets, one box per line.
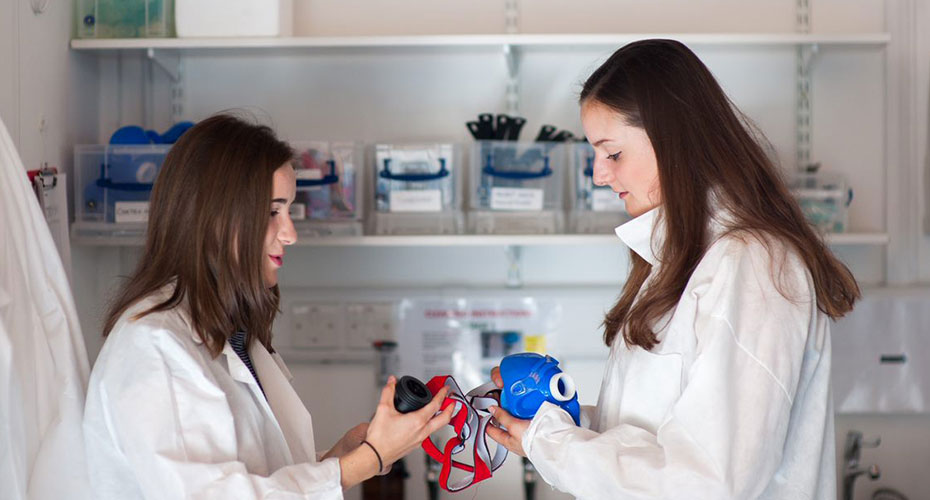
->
[619, 349, 683, 432]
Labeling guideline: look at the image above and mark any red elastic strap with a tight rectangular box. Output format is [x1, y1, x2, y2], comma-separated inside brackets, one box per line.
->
[420, 375, 506, 492]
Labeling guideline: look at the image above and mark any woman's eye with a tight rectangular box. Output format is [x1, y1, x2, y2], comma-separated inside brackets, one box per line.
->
[607, 151, 621, 161]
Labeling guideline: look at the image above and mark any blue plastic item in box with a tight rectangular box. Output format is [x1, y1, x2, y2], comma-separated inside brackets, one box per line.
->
[374, 144, 456, 213]
[78, 145, 170, 224]
[293, 143, 358, 221]
[476, 141, 556, 209]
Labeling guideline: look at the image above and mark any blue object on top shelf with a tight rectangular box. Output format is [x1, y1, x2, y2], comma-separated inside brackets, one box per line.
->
[108, 122, 195, 145]
[160, 122, 194, 144]
[109, 126, 151, 145]
[499, 352, 581, 425]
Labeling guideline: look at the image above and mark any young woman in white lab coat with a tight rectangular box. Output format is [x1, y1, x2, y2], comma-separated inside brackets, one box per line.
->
[486, 39, 860, 499]
[83, 114, 454, 499]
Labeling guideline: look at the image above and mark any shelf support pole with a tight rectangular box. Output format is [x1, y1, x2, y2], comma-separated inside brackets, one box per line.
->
[795, 0, 818, 170]
[505, 245, 523, 288]
[503, 44, 520, 115]
[146, 48, 185, 122]
[504, 0, 520, 115]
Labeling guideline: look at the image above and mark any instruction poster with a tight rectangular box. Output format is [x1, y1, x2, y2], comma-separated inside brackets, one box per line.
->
[396, 297, 561, 392]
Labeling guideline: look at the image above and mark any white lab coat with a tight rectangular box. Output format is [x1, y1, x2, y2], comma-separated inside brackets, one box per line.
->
[0, 117, 93, 499]
[83, 286, 344, 499]
[522, 207, 836, 499]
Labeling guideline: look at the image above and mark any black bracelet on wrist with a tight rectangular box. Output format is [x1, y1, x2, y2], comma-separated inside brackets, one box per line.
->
[361, 440, 383, 473]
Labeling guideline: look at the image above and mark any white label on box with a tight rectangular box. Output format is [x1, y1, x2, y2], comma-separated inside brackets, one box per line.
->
[490, 188, 544, 211]
[290, 203, 307, 221]
[115, 202, 150, 223]
[296, 169, 324, 191]
[296, 169, 323, 180]
[592, 189, 626, 212]
[390, 190, 442, 212]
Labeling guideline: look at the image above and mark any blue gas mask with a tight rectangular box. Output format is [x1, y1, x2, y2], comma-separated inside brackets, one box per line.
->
[499, 353, 580, 425]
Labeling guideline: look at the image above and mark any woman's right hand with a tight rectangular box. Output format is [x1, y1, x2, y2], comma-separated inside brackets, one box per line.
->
[364, 376, 455, 468]
[339, 376, 453, 489]
[491, 366, 503, 389]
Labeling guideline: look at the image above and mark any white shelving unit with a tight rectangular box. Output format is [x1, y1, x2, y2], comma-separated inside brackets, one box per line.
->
[68, 27, 895, 285]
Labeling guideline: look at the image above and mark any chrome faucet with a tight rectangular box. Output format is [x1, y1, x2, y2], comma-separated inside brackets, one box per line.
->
[842, 430, 881, 500]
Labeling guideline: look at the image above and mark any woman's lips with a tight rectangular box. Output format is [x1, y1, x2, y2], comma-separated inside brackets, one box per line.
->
[269, 255, 283, 267]
[618, 191, 628, 199]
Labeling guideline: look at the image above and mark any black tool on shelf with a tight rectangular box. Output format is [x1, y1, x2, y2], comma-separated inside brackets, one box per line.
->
[466, 113, 528, 141]
[478, 113, 495, 139]
[534, 124, 557, 142]
[466, 121, 483, 140]
[466, 113, 577, 143]
[507, 116, 526, 140]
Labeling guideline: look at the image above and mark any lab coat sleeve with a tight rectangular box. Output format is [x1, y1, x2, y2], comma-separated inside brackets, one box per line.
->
[91, 320, 343, 500]
[522, 238, 813, 499]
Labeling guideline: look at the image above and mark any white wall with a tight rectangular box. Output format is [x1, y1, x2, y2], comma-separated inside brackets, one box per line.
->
[0, 0, 100, 372]
[25, 0, 926, 499]
[916, 0, 930, 281]
[0, 0, 99, 192]
[0, 0, 21, 141]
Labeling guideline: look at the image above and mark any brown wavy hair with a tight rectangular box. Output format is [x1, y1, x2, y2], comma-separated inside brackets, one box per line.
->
[582, 39, 860, 350]
[102, 112, 294, 356]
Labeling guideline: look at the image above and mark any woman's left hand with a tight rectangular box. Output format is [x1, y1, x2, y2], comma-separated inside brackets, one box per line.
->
[485, 406, 531, 457]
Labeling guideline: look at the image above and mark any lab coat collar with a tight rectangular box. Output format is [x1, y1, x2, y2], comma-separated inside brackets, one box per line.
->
[219, 339, 316, 464]
[250, 342, 316, 463]
[613, 195, 732, 267]
[614, 207, 665, 267]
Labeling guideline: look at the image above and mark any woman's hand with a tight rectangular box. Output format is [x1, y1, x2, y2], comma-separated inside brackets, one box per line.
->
[365, 376, 455, 466]
[487, 365, 531, 457]
[491, 365, 503, 389]
[339, 376, 454, 489]
[485, 406, 530, 457]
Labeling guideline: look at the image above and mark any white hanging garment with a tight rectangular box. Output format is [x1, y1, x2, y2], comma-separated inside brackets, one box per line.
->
[0, 116, 92, 500]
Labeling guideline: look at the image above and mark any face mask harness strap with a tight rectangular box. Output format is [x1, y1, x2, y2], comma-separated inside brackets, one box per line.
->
[421, 376, 509, 492]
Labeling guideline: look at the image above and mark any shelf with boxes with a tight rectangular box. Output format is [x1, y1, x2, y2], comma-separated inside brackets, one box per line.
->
[69, 139, 888, 248]
[71, 141, 366, 240]
[68, 14, 893, 254]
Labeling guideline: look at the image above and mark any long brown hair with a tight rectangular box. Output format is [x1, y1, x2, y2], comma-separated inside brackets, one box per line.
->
[583, 39, 860, 350]
[103, 112, 295, 356]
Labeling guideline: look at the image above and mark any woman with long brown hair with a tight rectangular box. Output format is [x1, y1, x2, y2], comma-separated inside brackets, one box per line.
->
[487, 40, 859, 499]
[82, 113, 453, 499]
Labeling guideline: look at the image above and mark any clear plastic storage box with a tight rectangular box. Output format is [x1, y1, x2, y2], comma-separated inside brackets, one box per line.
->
[291, 142, 364, 237]
[73, 144, 171, 238]
[468, 141, 566, 234]
[76, 0, 174, 38]
[569, 142, 630, 233]
[371, 143, 463, 235]
[789, 170, 852, 233]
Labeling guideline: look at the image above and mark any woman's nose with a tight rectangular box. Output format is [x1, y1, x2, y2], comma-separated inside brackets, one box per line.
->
[280, 214, 297, 246]
[592, 158, 612, 187]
